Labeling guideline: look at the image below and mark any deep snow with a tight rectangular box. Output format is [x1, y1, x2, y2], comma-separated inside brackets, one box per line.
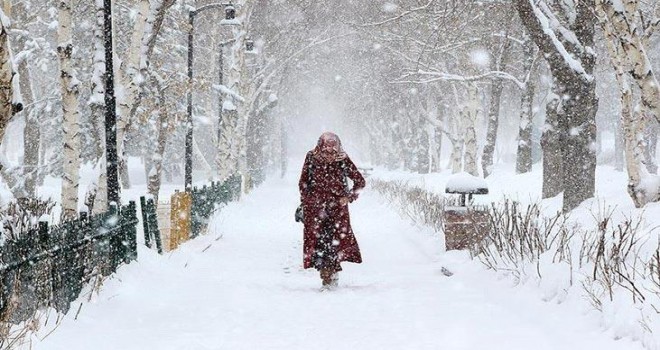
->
[28, 170, 644, 350]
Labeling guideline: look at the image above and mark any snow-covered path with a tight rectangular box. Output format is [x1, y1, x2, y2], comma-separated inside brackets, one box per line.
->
[33, 176, 642, 350]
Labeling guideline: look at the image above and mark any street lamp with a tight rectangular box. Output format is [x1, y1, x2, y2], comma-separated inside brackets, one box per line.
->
[186, 2, 239, 190]
[225, 3, 235, 19]
[103, 0, 120, 206]
[245, 37, 254, 52]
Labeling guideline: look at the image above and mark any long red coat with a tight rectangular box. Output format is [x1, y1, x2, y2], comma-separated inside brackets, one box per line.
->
[299, 151, 366, 269]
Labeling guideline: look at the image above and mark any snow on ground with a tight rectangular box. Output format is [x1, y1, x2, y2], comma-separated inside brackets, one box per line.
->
[30, 168, 644, 350]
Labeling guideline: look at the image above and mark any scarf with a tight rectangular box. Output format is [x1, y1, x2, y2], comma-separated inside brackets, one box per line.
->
[312, 132, 347, 164]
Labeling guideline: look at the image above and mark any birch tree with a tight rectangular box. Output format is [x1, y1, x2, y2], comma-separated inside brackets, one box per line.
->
[596, 0, 660, 206]
[448, 107, 465, 174]
[89, 0, 107, 213]
[146, 74, 172, 204]
[0, 8, 21, 147]
[115, 0, 176, 189]
[217, 6, 250, 184]
[5, 2, 39, 197]
[57, 0, 81, 219]
[463, 85, 480, 176]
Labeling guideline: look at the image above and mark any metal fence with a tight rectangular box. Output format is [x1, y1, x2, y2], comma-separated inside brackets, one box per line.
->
[140, 196, 164, 254]
[0, 202, 138, 323]
[191, 175, 241, 238]
[0, 175, 243, 325]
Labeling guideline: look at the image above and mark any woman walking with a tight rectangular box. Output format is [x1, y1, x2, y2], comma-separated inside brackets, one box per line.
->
[299, 132, 366, 289]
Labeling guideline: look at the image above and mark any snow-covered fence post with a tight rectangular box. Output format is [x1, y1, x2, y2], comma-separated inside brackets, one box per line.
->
[140, 196, 153, 248]
[124, 201, 138, 263]
[147, 198, 163, 254]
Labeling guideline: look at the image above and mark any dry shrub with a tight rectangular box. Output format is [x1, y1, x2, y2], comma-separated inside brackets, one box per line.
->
[1, 198, 55, 241]
[372, 178, 657, 309]
[371, 179, 446, 232]
[580, 212, 651, 310]
[477, 199, 572, 280]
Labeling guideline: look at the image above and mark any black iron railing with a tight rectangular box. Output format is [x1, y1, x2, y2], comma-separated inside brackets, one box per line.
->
[0, 202, 138, 323]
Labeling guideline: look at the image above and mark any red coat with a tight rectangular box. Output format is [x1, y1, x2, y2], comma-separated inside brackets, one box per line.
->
[299, 151, 366, 269]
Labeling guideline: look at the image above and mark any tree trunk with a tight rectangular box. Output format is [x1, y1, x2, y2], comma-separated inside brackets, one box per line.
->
[218, 16, 248, 183]
[279, 118, 287, 178]
[115, 0, 150, 190]
[464, 86, 479, 177]
[417, 127, 430, 174]
[516, 39, 537, 174]
[597, 0, 660, 205]
[431, 104, 444, 173]
[218, 106, 239, 182]
[18, 55, 39, 198]
[0, 13, 20, 146]
[448, 109, 464, 174]
[89, 24, 105, 164]
[645, 121, 658, 174]
[90, 0, 107, 212]
[541, 92, 563, 198]
[516, 0, 598, 212]
[515, 83, 534, 174]
[614, 116, 624, 171]
[58, 0, 81, 219]
[147, 80, 170, 204]
[482, 79, 503, 177]
[481, 37, 511, 178]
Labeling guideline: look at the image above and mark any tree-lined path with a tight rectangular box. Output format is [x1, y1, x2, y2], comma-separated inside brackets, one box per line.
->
[33, 176, 641, 350]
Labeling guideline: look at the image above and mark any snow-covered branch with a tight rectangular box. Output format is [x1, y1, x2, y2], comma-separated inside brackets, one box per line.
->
[213, 84, 245, 103]
[396, 70, 526, 89]
[359, 0, 435, 27]
[531, 1, 590, 80]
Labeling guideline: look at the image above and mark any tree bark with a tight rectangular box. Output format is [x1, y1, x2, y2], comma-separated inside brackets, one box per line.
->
[482, 79, 503, 178]
[90, 0, 107, 213]
[481, 36, 511, 178]
[115, 0, 149, 190]
[58, 0, 81, 219]
[515, 0, 598, 212]
[464, 86, 480, 177]
[597, 0, 660, 205]
[147, 78, 170, 204]
[614, 116, 624, 171]
[18, 53, 39, 198]
[541, 91, 563, 198]
[645, 121, 658, 174]
[0, 12, 20, 146]
[516, 39, 537, 174]
[217, 15, 248, 183]
[448, 108, 464, 174]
